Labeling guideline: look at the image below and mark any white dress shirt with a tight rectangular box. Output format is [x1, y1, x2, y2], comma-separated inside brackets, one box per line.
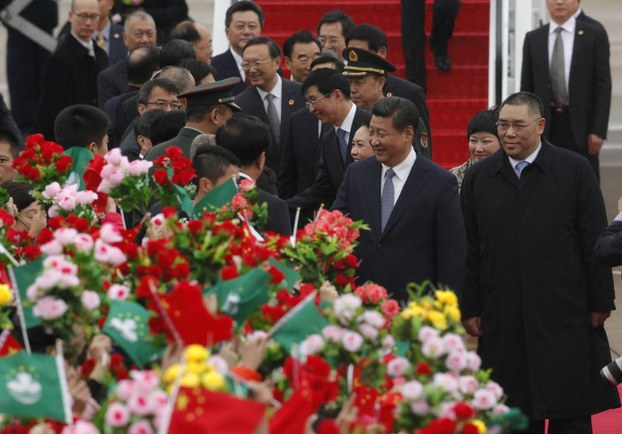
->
[231, 48, 246, 81]
[334, 102, 357, 144]
[548, 16, 576, 95]
[381, 146, 417, 205]
[256, 74, 283, 122]
[508, 142, 542, 173]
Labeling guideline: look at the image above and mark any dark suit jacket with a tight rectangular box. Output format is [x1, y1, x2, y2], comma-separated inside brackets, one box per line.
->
[98, 58, 128, 108]
[145, 126, 200, 161]
[258, 189, 292, 236]
[521, 20, 611, 148]
[107, 23, 127, 66]
[287, 106, 371, 210]
[38, 34, 107, 140]
[332, 153, 466, 302]
[211, 50, 247, 95]
[234, 79, 306, 173]
[384, 74, 432, 155]
[277, 108, 323, 199]
[594, 221, 622, 267]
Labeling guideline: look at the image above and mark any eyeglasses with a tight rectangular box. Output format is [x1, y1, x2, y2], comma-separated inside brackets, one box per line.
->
[305, 92, 331, 109]
[73, 11, 100, 22]
[496, 118, 540, 131]
[240, 59, 272, 71]
[146, 100, 181, 110]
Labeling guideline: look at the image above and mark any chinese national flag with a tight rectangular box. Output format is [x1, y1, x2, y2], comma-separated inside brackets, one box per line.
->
[269, 388, 318, 434]
[0, 330, 22, 357]
[168, 388, 265, 434]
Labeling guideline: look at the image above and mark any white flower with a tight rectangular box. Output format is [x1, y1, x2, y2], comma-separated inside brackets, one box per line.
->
[341, 330, 363, 352]
[33, 296, 68, 320]
[410, 400, 431, 415]
[40, 240, 64, 256]
[358, 323, 378, 340]
[445, 350, 467, 373]
[81, 291, 101, 310]
[458, 375, 480, 395]
[386, 357, 409, 378]
[74, 234, 94, 253]
[433, 373, 459, 393]
[485, 381, 504, 400]
[54, 228, 78, 246]
[360, 310, 384, 328]
[300, 334, 324, 355]
[442, 333, 465, 353]
[333, 294, 362, 323]
[421, 336, 446, 358]
[382, 334, 395, 351]
[472, 388, 497, 410]
[492, 403, 510, 414]
[75, 190, 98, 205]
[401, 380, 423, 401]
[321, 325, 343, 343]
[418, 326, 440, 342]
[465, 351, 481, 372]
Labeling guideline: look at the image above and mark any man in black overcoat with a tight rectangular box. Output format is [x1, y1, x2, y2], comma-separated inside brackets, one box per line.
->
[461, 92, 620, 434]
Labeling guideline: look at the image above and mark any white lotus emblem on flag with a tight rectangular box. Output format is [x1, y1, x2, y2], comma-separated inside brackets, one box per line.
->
[109, 317, 138, 342]
[222, 293, 241, 315]
[7, 372, 42, 405]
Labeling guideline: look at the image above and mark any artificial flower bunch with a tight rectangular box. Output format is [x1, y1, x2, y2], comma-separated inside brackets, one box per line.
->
[43, 182, 98, 222]
[12, 134, 72, 198]
[281, 209, 367, 289]
[163, 344, 228, 392]
[0, 283, 13, 330]
[96, 370, 168, 434]
[26, 224, 127, 341]
[151, 146, 196, 208]
[210, 178, 269, 233]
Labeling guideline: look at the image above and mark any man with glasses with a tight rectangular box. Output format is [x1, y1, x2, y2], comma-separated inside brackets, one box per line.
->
[461, 91, 619, 434]
[146, 77, 241, 161]
[234, 37, 305, 176]
[287, 68, 370, 211]
[37, 0, 108, 141]
[282, 31, 321, 84]
[212, 1, 265, 95]
[316, 10, 355, 62]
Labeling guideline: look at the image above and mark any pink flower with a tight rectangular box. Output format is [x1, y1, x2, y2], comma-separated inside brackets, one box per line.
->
[150, 390, 169, 408]
[322, 325, 343, 343]
[61, 420, 100, 434]
[127, 392, 154, 416]
[433, 373, 459, 393]
[76, 190, 98, 205]
[94, 240, 112, 262]
[485, 381, 504, 399]
[58, 273, 80, 288]
[150, 213, 165, 227]
[108, 284, 130, 300]
[107, 246, 127, 266]
[208, 355, 229, 375]
[128, 160, 152, 176]
[42, 182, 62, 200]
[492, 403, 510, 414]
[33, 296, 68, 320]
[341, 330, 363, 352]
[105, 402, 131, 427]
[333, 294, 362, 322]
[131, 370, 161, 393]
[445, 350, 467, 372]
[409, 400, 430, 415]
[442, 333, 465, 353]
[401, 380, 423, 401]
[100, 223, 122, 244]
[358, 323, 378, 340]
[354, 283, 387, 304]
[128, 419, 153, 434]
[360, 310, 384, 328]
[300, 334, 324, 355]
[458, 375, 479, 395]
[81, 291, 101, 310]
[74, 234, 94, 253]
[48, 204, 60, 218]
[97, 180, 111, 194]
[421, 336, 446, 358]
[381, 299, 400, 319]
[57, 194, 77, 211]
[386, 357, 409, 378]
[40, 239, 64, 256]
[54, 228, 78, 246]
[107, 167, 125, 186]
[115, 379, 135, 401]
[105, 148, 124, 166]
[231, 193, 248, 209]
[418, 326, 440, 342]
[472, 388, 497, 410]
[238, 178, 255, 192]
[465, 351, 481, 372]
[382, 334, 395, 351]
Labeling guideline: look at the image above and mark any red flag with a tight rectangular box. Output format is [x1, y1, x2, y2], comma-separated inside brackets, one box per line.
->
[269, 388, 317, 434]
[161, 282, 233, 346]
[169, 388, 265, 434]
[0, 330, 22, 357]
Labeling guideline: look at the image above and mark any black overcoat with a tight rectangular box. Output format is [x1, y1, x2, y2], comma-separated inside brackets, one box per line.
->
[460, 140, 620, 418]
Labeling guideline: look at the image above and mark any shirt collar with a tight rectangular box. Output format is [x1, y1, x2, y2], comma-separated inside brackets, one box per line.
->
[508, 142, 542, 169]
[256, 74, 282, 100]
[230, 47, 243, 66]
[94, 20, 111, 39]
[70, 31, 94, 50]
[382, 146, 417, 180]
[335, 102, 357, 134]
[550, 15, 576, 34]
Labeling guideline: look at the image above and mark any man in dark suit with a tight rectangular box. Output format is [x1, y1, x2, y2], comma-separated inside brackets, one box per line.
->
[287, 68, 371, 211]
[217, 115, 292, 236]
[461, 91, 619, 434]
[170, 20, 213, 65]
[37, 0, 108, 140]
[595, 196, 622, 267]
[234, 37, 306, 175]
[211, 1, 264, 95]
[97, 11, 158, 107]
[145, 77, 240, 161]
[345, 24, 431, 151]
[521, 0, 611, 180]
[332, 96, 464, 301]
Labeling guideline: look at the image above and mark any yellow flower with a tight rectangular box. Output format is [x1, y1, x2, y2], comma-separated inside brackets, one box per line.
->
[163, 364, 180, 384]
[184, 344, 210, 363]
[426, 310, 448, 330]
[435, 290, 458, 306]
[180, 372, 200, 388]
[186, 361, 206, 375]
[445, 305, 461, 322]
[0, 284, 13, 306]
[471, 419, 486, 434]
[419, 299, 432, 309]
[201, 370, 225, 391]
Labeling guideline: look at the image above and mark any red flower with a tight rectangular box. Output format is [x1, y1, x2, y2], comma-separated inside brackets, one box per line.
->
[54, 155, 73, 174]
[153, 169, 170, 186]
[220, 265, 239, 281]
[334, 273, 350, 287]
[187, 219, 203, 235]
[316, 420, 340, 434]
[80, 358, 96, 377]
[266, 264, 285, 284]
[261, 305, 285, 323]
[422, 418, 457, 434]
[460, 424, 480, 434]
[381, 299, 400, 319]
[344, 254, 359, 268]
[415, 362, 433, 376]
[454, 402, 476, 420]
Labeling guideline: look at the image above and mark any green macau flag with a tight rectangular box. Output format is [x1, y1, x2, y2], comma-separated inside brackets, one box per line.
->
[193, 177, 238, 218]
[270, 294, 328, 353]
[8, 258, 45, 328]
[0, 351, 71, 422]
[103, 300, 163, 367]
[209, 268, 271, 325]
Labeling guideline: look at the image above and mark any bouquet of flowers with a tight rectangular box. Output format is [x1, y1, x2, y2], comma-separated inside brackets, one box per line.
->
[163, 344, 228, 393]
[0, 283, 13, 330]
[43, 182, 98, 223]
[151, 146, 196, 208]
[12, 134, 73, 200]
[281, 209, 367, 289]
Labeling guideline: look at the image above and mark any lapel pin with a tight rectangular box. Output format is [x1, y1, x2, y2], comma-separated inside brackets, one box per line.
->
[578, 30, 584, 35]
[386, 92, 393, 97]
[288, 99, 294, 106]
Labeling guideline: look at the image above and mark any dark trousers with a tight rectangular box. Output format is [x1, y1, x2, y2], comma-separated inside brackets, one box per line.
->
[549, 109, 600, 182]
[516, 416, 592, 434]
[400, 0, 461, 91]
[6, 28, 53, 137]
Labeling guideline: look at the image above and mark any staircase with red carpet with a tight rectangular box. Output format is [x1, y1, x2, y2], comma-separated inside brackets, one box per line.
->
[257, 0, 490, 168]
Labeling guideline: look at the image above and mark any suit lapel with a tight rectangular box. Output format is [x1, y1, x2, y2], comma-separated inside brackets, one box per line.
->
[537, 25, 551, 77]
[280, 81, 293, 144]
[568, 22, 587, 87]
[364, 160, 383, 238]
[381, 155, 431, 238]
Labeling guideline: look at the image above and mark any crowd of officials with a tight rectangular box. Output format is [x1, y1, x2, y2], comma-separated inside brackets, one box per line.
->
[0, 0, 619, 433]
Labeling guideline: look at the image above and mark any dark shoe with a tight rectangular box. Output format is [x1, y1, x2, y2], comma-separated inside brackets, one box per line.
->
[435, 54, 451, 72]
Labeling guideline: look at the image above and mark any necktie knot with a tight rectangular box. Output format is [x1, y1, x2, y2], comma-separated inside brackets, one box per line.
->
[265, 93, 274, 103]
[515, 161, 529, 178]
[336, 128, 348, 163]
[265, 93, 280, 147]
[385, 168, 396, 179]
[555, 27, 563, 35]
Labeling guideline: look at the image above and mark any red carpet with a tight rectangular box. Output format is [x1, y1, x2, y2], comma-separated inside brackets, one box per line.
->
[591, 386, 622, 433]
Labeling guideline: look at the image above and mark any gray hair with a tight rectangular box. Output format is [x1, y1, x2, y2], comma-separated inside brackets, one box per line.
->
[190, 134, 217, 161]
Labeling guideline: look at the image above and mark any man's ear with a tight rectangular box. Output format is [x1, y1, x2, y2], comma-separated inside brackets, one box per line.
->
[377, 47, 388, 58]
[137, 104, 147, 115]
[257, 151, 266, 171]
[87, 142, 96, 152]
[198, 176, 213, 194]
